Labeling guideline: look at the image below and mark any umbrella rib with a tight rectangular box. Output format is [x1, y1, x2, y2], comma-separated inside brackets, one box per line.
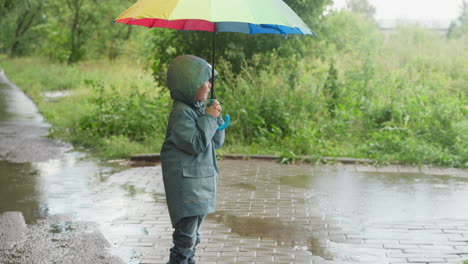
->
[114, 0, 314, 34]
[183, 19, 187, 30]
[166, 0, 181, 20]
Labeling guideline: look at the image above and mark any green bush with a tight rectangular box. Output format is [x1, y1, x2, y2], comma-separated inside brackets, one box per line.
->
[77, 80, 170, 142]
[1, 10, 466, 166]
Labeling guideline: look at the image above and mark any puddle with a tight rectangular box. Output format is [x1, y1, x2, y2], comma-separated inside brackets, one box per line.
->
[207, 211, 333, 259]
[0, 153, 126, 224]
[279, 170, 468, 224]
[280, 174, 315, 188]
[0, 161, 44, 224]
[0, 71, 132, 263]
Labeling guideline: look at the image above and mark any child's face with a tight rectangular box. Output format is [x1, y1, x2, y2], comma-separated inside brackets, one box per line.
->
[195, 81, 211, 101]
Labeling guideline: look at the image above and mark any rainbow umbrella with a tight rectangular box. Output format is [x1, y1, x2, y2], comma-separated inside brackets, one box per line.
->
[114, 0, 315, 129]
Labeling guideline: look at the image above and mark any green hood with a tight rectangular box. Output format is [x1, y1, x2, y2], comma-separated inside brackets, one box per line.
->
[166, 55, 218, 107]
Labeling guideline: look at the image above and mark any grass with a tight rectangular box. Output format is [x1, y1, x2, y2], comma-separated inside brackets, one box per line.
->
[0, 56, 162, 159]
[0, 56, 154, 95]
[0, 24, 467, 167]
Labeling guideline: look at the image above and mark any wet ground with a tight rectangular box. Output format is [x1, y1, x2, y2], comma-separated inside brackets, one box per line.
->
[0, 71, 70, 163]
[0, 70, 125, 263]
[97, 161, 468, 264]
[1, 69, 468, 264]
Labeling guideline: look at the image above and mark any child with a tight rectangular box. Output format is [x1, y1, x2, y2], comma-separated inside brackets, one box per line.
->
[161, 55, 225, 264]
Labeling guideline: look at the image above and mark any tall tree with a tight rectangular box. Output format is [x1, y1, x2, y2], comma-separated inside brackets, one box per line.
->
[11, 1, 43, 55]
[0, 0, 44, 56]
[448, 0, 468, 38]
[41, 0, 95, 63]
[35, 0, 139, 62]
[88, 0, 136, 60]
[0, 0, 15, 16]
[0, 0, 15, 53]
[65, 0, 92, 64]
[346, 0, 376, 20]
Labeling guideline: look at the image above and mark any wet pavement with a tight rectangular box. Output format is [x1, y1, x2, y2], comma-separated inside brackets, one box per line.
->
[98, 161, 468, 264]
[1, 69, 468, 264]
[0, 70, 70, 163]
[0, 69, 125, 263]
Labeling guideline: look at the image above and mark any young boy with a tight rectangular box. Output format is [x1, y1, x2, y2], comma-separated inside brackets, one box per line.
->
[161, 55, 225, 264]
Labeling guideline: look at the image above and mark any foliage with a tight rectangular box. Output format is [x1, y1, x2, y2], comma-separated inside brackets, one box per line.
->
[0, 0, 44, 55]
[40, 0, 111, 64]
[346, 0, 376, 20]
[0, 0, 146, 63]
[0, 0, 15, 14]
[448, 1, 468, 38]
[318, 11, 383, 56]
[0, 57, 163, 157]
[0, 8, 467, 166]
[278, 151, 299, 165]
[78, 80, 170, 142]
[148, 0, 331, 85]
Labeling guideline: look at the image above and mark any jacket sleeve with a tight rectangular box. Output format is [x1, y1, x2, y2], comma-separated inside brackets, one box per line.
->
[213, 116, 225, 149]
[170, 108, 219, 155]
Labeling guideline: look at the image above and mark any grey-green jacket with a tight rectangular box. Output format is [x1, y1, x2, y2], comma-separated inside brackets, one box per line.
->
[160, 55, 224, 227]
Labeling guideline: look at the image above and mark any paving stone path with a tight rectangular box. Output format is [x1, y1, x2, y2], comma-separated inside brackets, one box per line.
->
[94, 160, 468, 264]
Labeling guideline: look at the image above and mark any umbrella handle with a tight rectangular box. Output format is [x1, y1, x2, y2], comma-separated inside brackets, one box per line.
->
[218, 114, 230, 131]
[209, 99, 230, 131]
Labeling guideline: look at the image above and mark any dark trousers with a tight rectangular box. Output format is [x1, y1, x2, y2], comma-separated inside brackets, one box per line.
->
[168, 215, 205, 264]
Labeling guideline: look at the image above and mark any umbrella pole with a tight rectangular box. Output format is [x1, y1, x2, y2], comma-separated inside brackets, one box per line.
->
[211, 23, 217, 100]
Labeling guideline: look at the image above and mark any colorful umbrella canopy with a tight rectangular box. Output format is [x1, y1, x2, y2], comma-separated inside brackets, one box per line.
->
[114, 0, 315, 36]
[114, 0, 315, 130]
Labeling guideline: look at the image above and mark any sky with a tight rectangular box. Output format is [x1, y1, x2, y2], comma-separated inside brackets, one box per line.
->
[331, 0, 465, 21]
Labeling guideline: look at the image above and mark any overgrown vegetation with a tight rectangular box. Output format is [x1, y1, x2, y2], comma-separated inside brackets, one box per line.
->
[0, 1, 467, 167]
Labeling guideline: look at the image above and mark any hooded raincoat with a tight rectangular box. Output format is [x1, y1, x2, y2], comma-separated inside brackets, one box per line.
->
[161, 55, 225, 227]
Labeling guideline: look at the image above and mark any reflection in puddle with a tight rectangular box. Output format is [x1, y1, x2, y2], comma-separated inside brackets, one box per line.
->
[279, 170, 468, 224]
[0, 152, 126, 224]
[207, 211, 333, 260]
[280, 174, 315, 188]
[0, 161, 45, 224]
[0, 151, 134, 262]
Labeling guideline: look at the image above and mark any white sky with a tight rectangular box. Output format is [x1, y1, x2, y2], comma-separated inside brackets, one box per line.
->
[331, 0, 465, 21]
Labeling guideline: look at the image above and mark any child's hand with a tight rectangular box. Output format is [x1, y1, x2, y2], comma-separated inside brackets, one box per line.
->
[206, 100, 221, 118]
[212, 100, 222, 113]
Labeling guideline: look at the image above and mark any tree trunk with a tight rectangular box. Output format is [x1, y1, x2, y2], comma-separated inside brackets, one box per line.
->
[10, 2, 42, 56]
[67, 0, 82, 64]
